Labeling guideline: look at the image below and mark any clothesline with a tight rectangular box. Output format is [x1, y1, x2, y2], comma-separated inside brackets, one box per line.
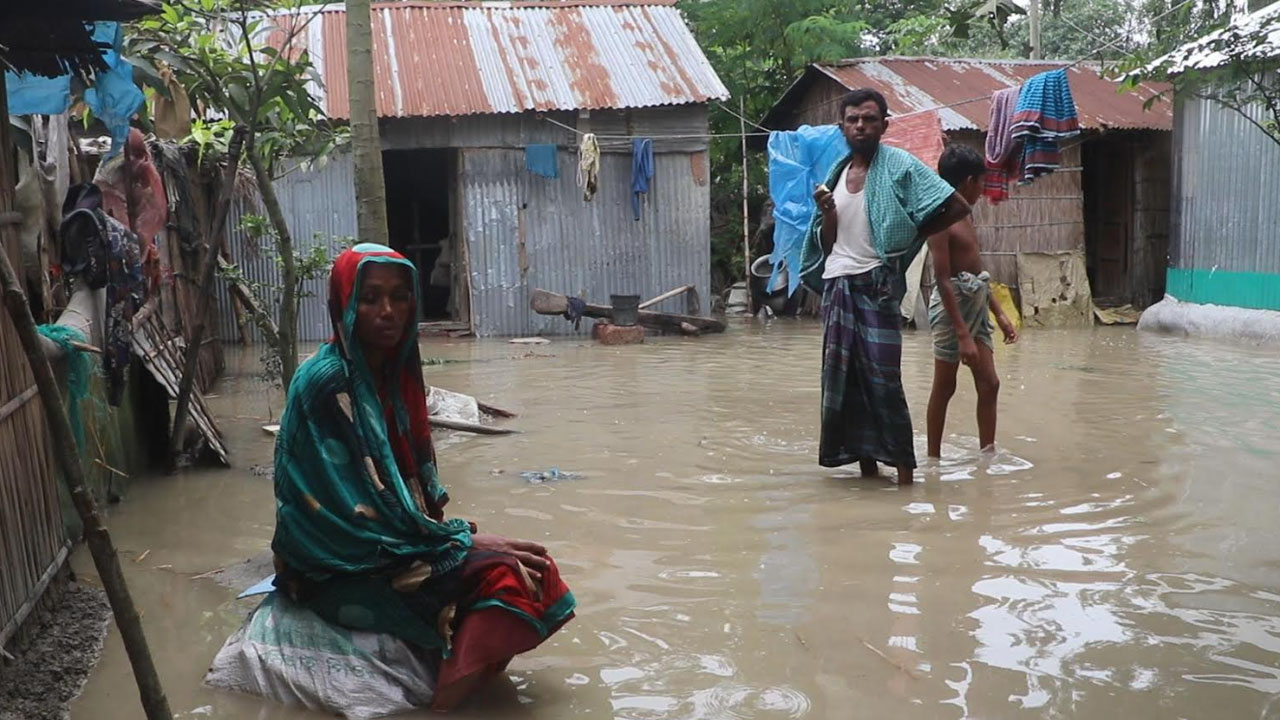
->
[539, 114, 771, 141]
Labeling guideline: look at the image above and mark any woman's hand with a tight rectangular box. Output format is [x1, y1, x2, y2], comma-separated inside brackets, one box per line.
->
[471, 533, 550, 582]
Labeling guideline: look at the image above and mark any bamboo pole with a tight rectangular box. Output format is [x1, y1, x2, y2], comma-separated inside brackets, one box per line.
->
[0, 73, 173, 720]
[168, 126, 246, 464]
[639, 284, 695, 310]
[739, 95, 751, 289]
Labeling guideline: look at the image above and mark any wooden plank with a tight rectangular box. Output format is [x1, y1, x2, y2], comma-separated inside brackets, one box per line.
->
[530, 289, 725, 334]
[430, 416, 519, 435]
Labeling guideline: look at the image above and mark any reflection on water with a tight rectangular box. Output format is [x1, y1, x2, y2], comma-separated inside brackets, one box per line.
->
[72, 324, 1280, 719]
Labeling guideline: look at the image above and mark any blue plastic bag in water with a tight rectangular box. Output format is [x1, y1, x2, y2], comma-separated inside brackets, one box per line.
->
[767, 125, 849, 297]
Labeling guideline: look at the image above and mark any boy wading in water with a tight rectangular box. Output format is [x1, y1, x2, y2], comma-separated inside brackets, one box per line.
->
[926, 146, 1018, 458]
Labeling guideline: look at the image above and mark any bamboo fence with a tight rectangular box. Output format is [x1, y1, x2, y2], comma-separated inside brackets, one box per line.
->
[0, 227, 65, 651]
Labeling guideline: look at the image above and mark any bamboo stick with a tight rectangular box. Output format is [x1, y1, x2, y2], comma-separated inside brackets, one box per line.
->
[0, 74, 172, 719]
[169, 126, 246, 466]
[0, 543, 68, 649]
[639, 285, 695, 310]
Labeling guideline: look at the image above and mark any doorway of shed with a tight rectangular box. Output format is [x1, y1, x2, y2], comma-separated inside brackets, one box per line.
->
[383, 148, 466, 326]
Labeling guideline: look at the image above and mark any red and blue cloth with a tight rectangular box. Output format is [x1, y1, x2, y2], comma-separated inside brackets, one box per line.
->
[1010, 69, 1080, 183]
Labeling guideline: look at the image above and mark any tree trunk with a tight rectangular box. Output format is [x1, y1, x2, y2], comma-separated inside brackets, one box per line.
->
[346, 0, 389, 246]
[0, 74, 173, 720]
[249, 151, 299, 390]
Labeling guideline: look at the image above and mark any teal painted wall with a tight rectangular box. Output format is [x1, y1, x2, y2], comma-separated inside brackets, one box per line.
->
[1166, 268, 1280, 311]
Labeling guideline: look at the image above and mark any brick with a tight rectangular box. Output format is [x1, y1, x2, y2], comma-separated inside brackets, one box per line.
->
[592, 321, 645, 345]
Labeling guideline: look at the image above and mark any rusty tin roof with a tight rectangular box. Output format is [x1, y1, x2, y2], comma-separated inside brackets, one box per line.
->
[768, 57, 1172, 132]
[289, 0, 728, 119]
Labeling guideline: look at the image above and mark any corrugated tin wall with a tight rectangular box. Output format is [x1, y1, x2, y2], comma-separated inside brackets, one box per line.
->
[1169, 96, 1280, 311]
[221, 107, 712, 339]
[462, 147, 711, 337]
[218, 154, 358, 343]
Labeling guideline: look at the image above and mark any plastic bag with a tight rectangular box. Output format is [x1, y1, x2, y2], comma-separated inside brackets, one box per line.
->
[766, 125, 848, 296]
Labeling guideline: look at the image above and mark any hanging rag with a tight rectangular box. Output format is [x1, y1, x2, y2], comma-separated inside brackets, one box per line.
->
[37, 325, 93, 451]
[524, 144, 559, 179]
[59, 182, 145, 406]
[577, 134, 600, 201]
[562, 297, 587, 331]
[101, 214, 145, 406]
[1010, 69, 1080, 184]
[983, 87, 1021, 203]
[94, 129, 168, 292]
[631, 138, 654, 221]
[152, 67, 193, 140]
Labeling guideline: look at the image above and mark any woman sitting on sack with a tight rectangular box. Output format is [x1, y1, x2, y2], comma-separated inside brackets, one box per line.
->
[270, 243, 575, 711]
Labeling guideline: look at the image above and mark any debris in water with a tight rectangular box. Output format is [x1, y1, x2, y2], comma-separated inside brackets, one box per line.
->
[422, 357, 466, 366]
[134, 549, 150, 564]
[510, 337, 551, 345]
[520, 468, 583, 484]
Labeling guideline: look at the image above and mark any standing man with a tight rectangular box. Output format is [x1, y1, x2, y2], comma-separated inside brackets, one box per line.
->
[801, 90, 971, 484]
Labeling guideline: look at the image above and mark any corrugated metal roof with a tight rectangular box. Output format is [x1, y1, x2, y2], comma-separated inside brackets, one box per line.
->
[1153, 1, 1280, 75]
[289, 0, 728, 119]
[801, 57, 1172, 132]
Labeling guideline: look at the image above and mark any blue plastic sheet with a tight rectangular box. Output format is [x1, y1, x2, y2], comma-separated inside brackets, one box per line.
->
[766, 125, 848, 296]
[83, 23, 143, 159]
[3, 72, 73, 116]
[4, 22, 142, 159]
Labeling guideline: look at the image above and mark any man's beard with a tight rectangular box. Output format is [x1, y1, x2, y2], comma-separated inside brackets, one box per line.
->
[848, 137, 880, 156]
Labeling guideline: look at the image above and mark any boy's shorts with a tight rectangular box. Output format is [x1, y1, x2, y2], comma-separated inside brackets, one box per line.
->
[928, 271, 994, 363]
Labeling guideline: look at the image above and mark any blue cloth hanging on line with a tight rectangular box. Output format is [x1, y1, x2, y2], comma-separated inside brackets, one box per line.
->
[631, 138, 654, 221]
[525, 144, 559, 179]
[4, 22, 143, 159]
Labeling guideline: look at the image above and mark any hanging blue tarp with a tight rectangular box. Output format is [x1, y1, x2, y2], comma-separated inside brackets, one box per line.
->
[766, 125, 848, 297]
[82, 23, 144, 159]
[5, 22, 143, 159]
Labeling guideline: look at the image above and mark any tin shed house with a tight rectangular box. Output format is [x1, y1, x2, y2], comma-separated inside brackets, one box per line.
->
[219, 0, 728, 340]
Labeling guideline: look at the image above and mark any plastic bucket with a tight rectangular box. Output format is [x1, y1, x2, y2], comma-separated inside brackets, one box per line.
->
[611, 294, 641, 326]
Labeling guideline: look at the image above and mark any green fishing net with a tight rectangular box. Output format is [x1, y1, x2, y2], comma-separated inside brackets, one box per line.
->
[36, 324, 92, 451]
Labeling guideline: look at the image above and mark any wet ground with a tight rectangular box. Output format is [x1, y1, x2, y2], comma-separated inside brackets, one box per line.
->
[70, 322, 1280, 720]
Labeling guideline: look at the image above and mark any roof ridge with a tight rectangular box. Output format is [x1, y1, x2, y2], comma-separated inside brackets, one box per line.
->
[825, 56, 1094, 67]
[364, 0, 679, 9]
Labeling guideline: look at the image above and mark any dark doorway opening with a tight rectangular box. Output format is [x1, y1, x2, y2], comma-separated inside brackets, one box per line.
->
[1083, 139, 1135, 307]
[383, 149, 463, 324]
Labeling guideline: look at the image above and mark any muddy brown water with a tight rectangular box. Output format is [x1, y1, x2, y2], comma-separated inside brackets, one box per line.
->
[69, 323, 1280, 720]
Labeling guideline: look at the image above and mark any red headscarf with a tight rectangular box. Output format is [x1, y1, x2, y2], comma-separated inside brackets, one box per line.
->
[328, 244, 441, 517]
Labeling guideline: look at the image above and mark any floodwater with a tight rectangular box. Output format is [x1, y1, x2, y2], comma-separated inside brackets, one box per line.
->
[70, 322, 1280, 720]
